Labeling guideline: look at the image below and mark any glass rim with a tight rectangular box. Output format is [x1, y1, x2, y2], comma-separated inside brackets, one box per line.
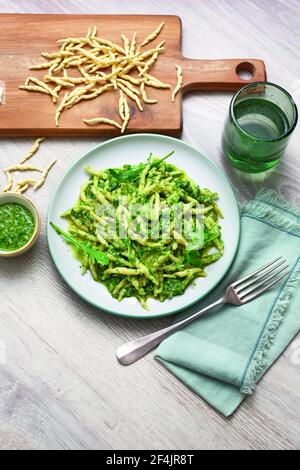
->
[230, 81, 298, 142]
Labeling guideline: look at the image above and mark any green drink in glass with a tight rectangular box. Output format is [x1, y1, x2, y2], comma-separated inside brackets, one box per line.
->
[222, 82, 298, 173]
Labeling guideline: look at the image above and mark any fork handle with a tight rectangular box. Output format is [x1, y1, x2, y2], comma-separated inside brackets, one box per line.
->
[116, 298, 224, 365]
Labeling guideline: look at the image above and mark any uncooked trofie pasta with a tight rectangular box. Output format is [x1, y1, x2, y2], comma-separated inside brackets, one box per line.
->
[172, 64, 183, 102]
[19, 23, 178, 133]
[1, 138, 56, 195]
[20, 137, 46, 164]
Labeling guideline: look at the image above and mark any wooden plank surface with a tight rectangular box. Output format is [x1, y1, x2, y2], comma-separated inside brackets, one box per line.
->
[0, 0, 300, 451]
[0, 13, 265, 137]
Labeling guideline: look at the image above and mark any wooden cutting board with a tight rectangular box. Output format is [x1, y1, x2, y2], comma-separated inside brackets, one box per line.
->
[0, 14, 266, 137]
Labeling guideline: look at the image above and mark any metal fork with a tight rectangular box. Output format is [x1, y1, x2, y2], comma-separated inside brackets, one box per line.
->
[116, 257, 290, 365]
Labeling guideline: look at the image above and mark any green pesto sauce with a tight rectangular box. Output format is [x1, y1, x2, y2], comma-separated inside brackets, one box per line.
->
[0, 203, 35, 251]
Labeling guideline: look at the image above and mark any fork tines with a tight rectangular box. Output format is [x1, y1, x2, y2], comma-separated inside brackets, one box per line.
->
[233, 257, 290, 304]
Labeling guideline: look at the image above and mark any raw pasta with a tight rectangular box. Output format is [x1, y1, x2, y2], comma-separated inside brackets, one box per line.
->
[19, 23, 178, 132]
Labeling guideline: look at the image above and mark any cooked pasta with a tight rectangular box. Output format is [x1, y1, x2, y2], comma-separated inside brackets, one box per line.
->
[53, 152, 224, 309]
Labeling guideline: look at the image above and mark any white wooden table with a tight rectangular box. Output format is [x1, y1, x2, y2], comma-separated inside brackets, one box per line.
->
[1, 0, 300, 450]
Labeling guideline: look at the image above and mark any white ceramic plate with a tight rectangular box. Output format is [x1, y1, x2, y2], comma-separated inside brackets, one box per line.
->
[47, 134, 240, 319]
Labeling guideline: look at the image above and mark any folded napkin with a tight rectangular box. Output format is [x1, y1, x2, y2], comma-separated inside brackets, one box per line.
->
[155, 189, 300, 416]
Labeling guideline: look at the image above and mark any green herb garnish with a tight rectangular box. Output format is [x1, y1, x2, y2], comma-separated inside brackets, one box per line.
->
[109, 151, 174, 183]
[50, 222, 109, 265]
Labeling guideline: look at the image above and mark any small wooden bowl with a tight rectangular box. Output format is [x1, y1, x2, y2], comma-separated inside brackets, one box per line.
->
[0, 192, 41, 257]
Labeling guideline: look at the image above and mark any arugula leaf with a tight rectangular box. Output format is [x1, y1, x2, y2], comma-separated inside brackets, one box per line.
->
[50, 222, 109, 266]
[184, 250, 203, 267]
[204, 228, 221, 245]
[149, 150, 175, 169]
[147, 152, 153, 164]
[109, 151, 175, 183]
[109, 165, 144, 183]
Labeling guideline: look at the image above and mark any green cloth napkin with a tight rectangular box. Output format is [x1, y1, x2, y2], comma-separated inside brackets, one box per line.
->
[155, 189, 300, 417]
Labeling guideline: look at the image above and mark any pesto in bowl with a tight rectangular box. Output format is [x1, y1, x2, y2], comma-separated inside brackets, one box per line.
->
[0, 202, 35, 251]
[0, 193, 41, 257]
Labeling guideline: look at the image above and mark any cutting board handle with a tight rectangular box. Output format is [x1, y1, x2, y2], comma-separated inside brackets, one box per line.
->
[181, 58, 266, 93]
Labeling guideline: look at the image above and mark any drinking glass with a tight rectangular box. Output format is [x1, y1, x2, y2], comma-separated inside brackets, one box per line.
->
[222, 82, 298, 173]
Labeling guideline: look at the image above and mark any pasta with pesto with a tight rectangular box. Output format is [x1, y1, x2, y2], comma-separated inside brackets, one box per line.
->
[52, 152, 224, 310]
